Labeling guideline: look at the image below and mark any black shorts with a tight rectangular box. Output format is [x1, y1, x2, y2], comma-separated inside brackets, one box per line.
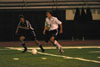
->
[45, 30, 58, 42]
[17, 29, 37, 40]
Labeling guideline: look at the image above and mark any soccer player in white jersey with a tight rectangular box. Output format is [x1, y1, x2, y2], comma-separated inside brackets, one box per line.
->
[16, 15, 44, 53]
[43, 11, 64, 54]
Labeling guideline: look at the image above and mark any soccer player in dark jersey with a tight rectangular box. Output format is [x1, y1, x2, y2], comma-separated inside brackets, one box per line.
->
[16, 15, 44, 53]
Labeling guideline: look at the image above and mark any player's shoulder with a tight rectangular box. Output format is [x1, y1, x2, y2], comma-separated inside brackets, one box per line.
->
[46, 17, 50, 22]
[46, 17, 48, 20]
[52, 16, 58, 20]
[26, 20, 30, 22]
[46, 16, 57, 20]
[26, 20, 30, 23]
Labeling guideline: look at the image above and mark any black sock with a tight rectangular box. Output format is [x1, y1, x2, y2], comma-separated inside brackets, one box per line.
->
[39, 45, 45, 52]
[22, 43, 27, 53]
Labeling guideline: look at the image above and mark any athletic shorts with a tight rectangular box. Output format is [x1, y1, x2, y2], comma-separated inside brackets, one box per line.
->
[17, 29, 37, 40]
[45, 29, 58, 42]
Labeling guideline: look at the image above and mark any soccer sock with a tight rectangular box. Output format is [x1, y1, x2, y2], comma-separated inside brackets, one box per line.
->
[50, 40, 58, 49]
[39, 44, 45, 52]
[54, 40, 62, 49]
[50, 40, 64, 53]
[21, 41, 27, 52]
[51, 40, 62, 49]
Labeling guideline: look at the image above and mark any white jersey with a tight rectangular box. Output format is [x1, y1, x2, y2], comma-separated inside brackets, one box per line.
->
[45, 16, 62, 31]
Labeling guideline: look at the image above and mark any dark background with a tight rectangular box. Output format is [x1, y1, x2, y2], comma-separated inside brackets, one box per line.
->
[0, 9, 100, 41]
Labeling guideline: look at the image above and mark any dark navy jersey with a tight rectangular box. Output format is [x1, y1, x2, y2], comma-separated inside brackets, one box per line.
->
[17, 20, 34, 31]
[16, 20, 36, 38]
[19, 22, 27, 27]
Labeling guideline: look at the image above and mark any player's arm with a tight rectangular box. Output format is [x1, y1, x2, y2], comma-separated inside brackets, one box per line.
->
[43, 26, 48, 35]
[43, 21, 49, 35]
[59, 24, 63, 34]
[27, 21, 34, 31]
[18, 20, 30, 30]
[16, 22, 20, 34]
[18, 26, 30, 30]
[55, 18, 63, 34]
[16, 27, 19, 34]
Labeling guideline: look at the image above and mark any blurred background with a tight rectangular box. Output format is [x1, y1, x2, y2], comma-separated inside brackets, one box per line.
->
[0, 0, 100, 41]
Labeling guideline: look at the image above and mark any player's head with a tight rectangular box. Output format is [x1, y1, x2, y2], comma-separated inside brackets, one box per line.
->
[19, 15, 25, 23]
[46, 10, 53, 18]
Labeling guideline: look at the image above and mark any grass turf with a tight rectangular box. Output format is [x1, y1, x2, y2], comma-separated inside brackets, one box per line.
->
[0, 47, 100, 67]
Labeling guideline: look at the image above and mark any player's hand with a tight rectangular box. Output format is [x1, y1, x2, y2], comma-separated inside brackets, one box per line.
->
[18, 26, 23, 28]
[43, 30, 45, 35]
[15, 30, 18, 34]
[60, 30, 63, 34]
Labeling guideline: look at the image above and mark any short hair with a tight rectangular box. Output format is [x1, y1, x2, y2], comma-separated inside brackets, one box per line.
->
[46, 10, 53, 15]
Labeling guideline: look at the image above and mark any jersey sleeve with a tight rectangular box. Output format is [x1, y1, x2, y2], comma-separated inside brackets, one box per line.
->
[55, 18, 62, 25]
[26, 20, 34, 30]
[16, 22, 21, 31]
[45, 18, 51, 28]
[45, 21, 48, 26]
[17, 22, 21, 26]
[45, 18, 48, 26]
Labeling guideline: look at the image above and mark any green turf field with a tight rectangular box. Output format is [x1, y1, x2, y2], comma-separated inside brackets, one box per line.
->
[0, 46, 100, 67]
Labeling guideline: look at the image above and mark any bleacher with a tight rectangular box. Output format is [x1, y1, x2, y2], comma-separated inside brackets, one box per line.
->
[0, 0, 100, 9]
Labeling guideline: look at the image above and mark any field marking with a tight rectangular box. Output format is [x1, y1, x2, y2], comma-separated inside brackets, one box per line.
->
[35, 52, 100, 64]
[41, 57, 47, 60]
[89, 51, 100, 53]
[6, 46, 100, 50]
[97, 57, 100, 59]
[0, 49, 10, 50]
[7, 47, 100, 64]
[13, 58, 19, 61]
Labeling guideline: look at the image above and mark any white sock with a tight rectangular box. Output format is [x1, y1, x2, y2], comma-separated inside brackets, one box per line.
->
[54, 40, 62, 49]
[21, 41, 25, 44]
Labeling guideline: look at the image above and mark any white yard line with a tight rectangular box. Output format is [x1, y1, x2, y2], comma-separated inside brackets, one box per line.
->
[37, 52, 100, 63]
[97, 57, 100, 59]
[7, 47, 100, 64]
[89, 51, 100, 53]
[0, 49, 10, 50]
[6, 46, 100, 50]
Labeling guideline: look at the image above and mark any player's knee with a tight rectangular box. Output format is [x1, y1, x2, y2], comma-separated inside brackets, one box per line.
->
[20, 36, 25, 41]
[50, 36, 55, 42]
[34, 40, 40, 44]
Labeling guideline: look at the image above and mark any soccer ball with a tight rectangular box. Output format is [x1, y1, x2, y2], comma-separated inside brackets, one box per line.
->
[32, 48, 37, 55]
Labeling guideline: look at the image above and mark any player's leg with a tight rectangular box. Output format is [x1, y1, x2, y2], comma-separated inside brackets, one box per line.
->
[20, 36, 27, 53]
[50, 36, 64, 54]
[31, 30, 45, 52]
[54, 40, 64, 54]
[34, 39, 45, 52]
[44, 30, 51, 45]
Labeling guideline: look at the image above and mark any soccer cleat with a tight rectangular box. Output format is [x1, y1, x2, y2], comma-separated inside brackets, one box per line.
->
[58, 47, 64, 54]
[22, 43, 27, 53]
[22, 48, 27, 53]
